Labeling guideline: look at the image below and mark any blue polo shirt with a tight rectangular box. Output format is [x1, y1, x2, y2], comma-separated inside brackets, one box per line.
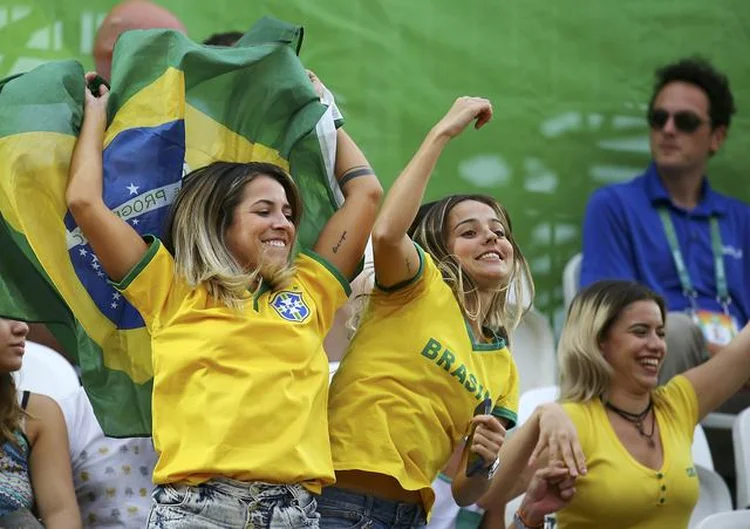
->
[580, 162, 750, 327]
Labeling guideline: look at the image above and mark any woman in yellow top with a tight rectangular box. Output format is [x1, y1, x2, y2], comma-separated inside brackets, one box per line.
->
[511, 280, 750, 529]
[321, 97, 585, 529]
[66, 72, 382, 529]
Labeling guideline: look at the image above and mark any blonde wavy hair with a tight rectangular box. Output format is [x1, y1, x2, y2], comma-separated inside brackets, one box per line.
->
[410, 194, 534, 338]
[558, 280, 666, 403]
[163, 162, 303, 309]
[0, 373, 25, 446]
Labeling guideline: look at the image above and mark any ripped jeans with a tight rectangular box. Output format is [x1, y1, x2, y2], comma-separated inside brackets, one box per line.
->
[146, 478, 320, 529]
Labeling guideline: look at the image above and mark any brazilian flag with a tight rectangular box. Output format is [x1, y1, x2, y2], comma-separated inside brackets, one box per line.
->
[0, 17, 343, 437]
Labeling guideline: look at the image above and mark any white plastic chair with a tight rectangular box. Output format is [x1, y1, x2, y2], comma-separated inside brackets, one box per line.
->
[733, 407, 750, 509]
[694, 510, 750, 529]
[510, 309, 557, 395]
[328, 361, 340, 384]
[692, 423, 714, 471]
[13, 341, 80, 401]
[688, 465, 733, 528]
[516, 385, 560, 425]
[562, 254, 583, 310]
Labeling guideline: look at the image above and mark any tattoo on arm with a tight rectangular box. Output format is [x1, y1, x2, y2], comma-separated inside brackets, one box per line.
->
[332, 231, 347, 254]
[338, 165, 374, 187]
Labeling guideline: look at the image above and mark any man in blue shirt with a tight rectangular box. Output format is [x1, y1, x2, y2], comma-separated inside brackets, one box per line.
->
[580, 57, 749, 408]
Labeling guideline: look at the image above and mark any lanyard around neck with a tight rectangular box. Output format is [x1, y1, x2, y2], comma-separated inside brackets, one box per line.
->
[657, 207, 729, 311]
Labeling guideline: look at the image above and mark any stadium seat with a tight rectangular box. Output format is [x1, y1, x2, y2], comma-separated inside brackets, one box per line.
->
[732, 407, 750, 509]
[693, 509, 750, 529]
[688, 465, 733, 528]
[13, 341, 80, 401]
[510, 309, 557, 395]
[562, 253, 582, 310]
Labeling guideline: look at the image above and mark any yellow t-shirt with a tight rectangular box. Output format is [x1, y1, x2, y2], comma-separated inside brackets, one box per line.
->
[115, 237, 350, 491]
[328, 245, 519, 514]
[556, 375, 700, 529]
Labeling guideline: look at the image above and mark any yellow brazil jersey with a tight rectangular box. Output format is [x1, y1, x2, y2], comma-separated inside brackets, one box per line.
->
[556, 375, 700, 529]
[114, 236, 350, 492]
[327, 244, 519, 515]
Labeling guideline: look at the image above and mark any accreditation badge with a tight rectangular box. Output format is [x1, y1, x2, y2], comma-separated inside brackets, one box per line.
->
[691, 310, 739, 347]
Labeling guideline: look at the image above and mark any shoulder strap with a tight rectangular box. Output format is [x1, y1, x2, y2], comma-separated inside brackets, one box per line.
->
[20, 390, 30, 410]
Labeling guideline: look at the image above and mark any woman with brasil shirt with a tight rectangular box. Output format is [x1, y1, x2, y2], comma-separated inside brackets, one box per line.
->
[320, 97, 585, 529]
[66, 72, 382, 528]
[507, 280, 750, 529]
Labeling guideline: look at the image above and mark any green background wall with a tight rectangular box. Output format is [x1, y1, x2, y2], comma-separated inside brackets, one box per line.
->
[1, 1, 748, 331]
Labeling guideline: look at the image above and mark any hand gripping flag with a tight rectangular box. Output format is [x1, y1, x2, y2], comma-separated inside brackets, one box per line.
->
[0, 16, 343, 437]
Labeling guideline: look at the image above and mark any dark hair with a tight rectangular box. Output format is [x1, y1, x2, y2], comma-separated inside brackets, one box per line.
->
[576, 280, 667, 342]
[648, 56, 736, 129]
[407, 200, 440, 237]
[202, 31, 244, 47]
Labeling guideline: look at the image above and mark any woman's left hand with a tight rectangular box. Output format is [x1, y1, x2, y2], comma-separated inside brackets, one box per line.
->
[469, 415, 506, 465]
[529, 403, 587, 477]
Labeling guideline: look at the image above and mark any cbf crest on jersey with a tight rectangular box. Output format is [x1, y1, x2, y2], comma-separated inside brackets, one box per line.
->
[270, 291, 311, 322]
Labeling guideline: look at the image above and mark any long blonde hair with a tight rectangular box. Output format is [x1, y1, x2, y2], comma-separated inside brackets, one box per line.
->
[163, 162, 303, 308]
[411, 194, 534, 337]
[0, 373, 24, 446]
[559, 280, 666, 402]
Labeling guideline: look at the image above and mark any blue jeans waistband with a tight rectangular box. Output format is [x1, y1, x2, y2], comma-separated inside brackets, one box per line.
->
[319, 486, 426, 527]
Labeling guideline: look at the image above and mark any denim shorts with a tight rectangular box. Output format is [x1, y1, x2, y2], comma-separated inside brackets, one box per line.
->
[317, 487, 426, 529]
[146, 478, 320, 529]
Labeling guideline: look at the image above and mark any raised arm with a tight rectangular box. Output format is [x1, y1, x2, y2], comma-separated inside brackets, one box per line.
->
[371, 97, 493, 288]
[27, 394, 82, 529]
[66, 73, 147, 282]
[683, 322, 750, 420]
[307, 72, 382, 279]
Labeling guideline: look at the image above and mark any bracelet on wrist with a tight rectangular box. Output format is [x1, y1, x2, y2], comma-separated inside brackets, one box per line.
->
[513, 510, 544, 529]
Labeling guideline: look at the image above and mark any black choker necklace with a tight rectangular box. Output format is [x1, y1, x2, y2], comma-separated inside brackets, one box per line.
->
[604, 399, 656, 448]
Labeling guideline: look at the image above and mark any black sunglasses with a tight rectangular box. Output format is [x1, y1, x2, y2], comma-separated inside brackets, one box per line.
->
[647, 108, 707, 134]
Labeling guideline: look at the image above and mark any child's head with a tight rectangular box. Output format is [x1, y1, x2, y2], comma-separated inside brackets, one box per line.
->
[164, 161, 303, 307]
[411, 194, 533, 332]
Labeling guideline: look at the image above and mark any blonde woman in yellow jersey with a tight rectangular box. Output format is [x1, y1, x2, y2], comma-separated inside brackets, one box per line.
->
[533, 280, 750, 529]
[321, 97, 586, 529]
[66, 72, 382, 529]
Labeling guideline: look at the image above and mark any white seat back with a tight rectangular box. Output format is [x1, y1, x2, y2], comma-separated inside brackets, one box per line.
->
[688, 465, 733, 528]
[691, 423, 714, 471]
[693, 510, 750, 529]
[13, 341, 80, 401]
[733, 407, 750, 509]
[510, 309, 557, 395]
[562, 253, 583, 310]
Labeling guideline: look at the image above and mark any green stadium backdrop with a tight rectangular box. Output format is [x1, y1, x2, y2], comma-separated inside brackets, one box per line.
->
[1, 0, 748, 332]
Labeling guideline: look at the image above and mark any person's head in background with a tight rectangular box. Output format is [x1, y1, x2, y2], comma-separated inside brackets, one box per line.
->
[647, 56, 735, 179]
[558, 280, 667, 402]
[203, 31, 244, 47]
[0, 318, 29, 442]
[94, 0, 187, 81]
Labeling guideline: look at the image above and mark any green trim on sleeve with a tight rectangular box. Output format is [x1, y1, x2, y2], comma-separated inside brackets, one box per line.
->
[300, 248, 352, 296]
[492, 407, 517, 429]
[374, 242, 425, 292]
[110, 235, 161, 291]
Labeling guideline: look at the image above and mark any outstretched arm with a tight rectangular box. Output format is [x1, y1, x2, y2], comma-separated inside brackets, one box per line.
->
[683, 322, 750, 420]
[66, 73, 147, 282]
[310, 72, 382, 279]
[371, 97, 493, 288]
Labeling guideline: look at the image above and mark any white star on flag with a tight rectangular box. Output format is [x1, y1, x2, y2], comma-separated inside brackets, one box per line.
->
[112, 292, 121, 300]
[92, 262, 100, 270]
[96, 271, 105, 278]
[127, 183, 140, 195]
[132, 219, 139, 226]
[79, 249, 87, 257]
[111, 302, 118, 309]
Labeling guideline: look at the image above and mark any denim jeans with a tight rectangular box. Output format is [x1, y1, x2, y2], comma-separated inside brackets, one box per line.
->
[317, 487, 426, 529]
[146, 478, 320, 528]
